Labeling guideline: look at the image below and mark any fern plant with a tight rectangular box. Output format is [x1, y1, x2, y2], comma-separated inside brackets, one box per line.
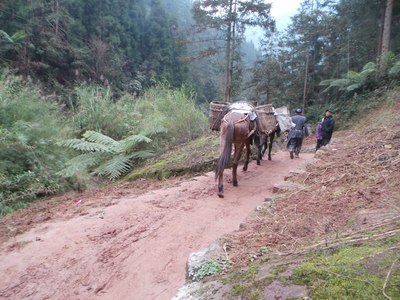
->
[58, 131, 155, 180]
[320, 62, 377, 93]
[389, 60, 400, 80]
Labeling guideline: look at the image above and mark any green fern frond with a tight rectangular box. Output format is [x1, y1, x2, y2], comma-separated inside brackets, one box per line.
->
[82, 130, 119, 151]
[389, 61, 400, 78]
[59, 130, 155, 180]
[320, 79, 337, 93]
[0, 30, 13, 43]
[10, 30, 27, 43]
[58, 139, 111, 153]
[319, 79, 335, 86]
[121, 135, 152, 153]
[361, 62, 376, 72]
[57, 153, 102, 177]
[93, 155, 133, 180]
[346, 70, 361, 82]
[360, 67, 376, 80]
[329, 78, 352, 90]
[123, 134, 152, 144]
[141, 126, 168, 137]
[128, 150, 155, 160]
[346, 83, 362, 92]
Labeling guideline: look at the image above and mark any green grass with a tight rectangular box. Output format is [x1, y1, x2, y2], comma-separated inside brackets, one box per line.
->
[292, 240, 400, 299]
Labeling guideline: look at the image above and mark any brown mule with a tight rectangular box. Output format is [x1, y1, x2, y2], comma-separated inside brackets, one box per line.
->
[254, 122, 281, 164]
[215, 111, 256, 198]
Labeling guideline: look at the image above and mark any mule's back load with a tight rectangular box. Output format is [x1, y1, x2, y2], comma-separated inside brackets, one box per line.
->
[209, 101, 230, 131]
[255, 104, 276, 133]
[274, 106, 294, 132]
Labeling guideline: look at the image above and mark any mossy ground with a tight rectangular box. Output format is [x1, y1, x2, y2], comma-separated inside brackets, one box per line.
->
[292, 237, 400, 300]
[187, 235, 400, 300]
[125, 134, 220, 180]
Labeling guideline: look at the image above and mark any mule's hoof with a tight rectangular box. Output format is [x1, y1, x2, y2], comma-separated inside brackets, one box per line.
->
[256, 161, 260, 165]
[268, 157, 272, 161]
[233, 181, 238, 187]
[218, 185, 224, 197]
[243, 166, 248, 171]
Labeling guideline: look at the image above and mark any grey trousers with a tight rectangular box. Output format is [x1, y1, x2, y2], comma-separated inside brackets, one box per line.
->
[288, 137, 303, 155]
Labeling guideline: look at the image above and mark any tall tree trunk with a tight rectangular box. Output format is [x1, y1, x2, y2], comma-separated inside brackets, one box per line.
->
[379, 0, 393, 70]
[224, 0, 233, 102]
[54, 0, 60, 36]
[302, 52, 309, 113]
[347, 30, 350, 71]
[228, 0, 237, 102]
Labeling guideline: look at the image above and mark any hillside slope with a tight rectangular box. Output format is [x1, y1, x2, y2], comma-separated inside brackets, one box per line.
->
[0, 88, 399, 300]
[174, 88, 400, 299]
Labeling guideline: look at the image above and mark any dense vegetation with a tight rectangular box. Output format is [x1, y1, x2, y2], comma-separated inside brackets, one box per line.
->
[1, 0, 400, 214]
[0, 73, 206, 215]
[0, 0, 189, 94]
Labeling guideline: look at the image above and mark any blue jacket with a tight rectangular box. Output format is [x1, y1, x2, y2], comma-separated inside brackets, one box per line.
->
[289, 114, 308, 139]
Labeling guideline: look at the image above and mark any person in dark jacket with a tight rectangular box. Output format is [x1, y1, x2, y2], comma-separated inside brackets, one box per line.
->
[321, 110, 335, 146]
[315, 118, 323, 150]
[287, 108, 308, 159]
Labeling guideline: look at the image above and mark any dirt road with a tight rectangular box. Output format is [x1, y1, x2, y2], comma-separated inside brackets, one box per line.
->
[0, 152, 313, 300]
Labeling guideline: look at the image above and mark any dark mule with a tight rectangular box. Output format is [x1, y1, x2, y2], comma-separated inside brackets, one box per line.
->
[215, 111, 256, 198]
[254, 122, 281, 164]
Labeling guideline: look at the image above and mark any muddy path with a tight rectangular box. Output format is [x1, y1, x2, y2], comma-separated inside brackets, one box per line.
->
[0, 152, 313, 300]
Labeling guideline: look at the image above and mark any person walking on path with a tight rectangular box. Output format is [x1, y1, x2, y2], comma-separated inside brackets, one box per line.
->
[287, 108, 308, 159]
[321, 110, 335, 147]
[315, 119, 323, 150]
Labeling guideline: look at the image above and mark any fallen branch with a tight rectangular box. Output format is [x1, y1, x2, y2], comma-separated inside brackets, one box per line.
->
[383, 258, 398, 300]
[275, 228, 400, 257]
[223, 243, 231, 263]
[352, 246, 400, 264]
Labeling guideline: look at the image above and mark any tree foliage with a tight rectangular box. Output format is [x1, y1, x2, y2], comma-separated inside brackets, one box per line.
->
[248, 0, 400, 119]
[0, 0, 188, 93]
[192, 0, 274, 101]
[320, 62, 377, 93]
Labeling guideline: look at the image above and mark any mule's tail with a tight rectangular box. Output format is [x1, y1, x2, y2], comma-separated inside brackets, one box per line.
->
[215, 120, 234, 180]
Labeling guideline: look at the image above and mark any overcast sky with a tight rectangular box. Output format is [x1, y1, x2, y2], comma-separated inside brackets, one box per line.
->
[247, 0, 303, 47]
[269, 0, 303, 30]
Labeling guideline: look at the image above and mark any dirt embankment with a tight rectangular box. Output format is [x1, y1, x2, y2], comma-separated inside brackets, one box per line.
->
[0, 149, 313, 300]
